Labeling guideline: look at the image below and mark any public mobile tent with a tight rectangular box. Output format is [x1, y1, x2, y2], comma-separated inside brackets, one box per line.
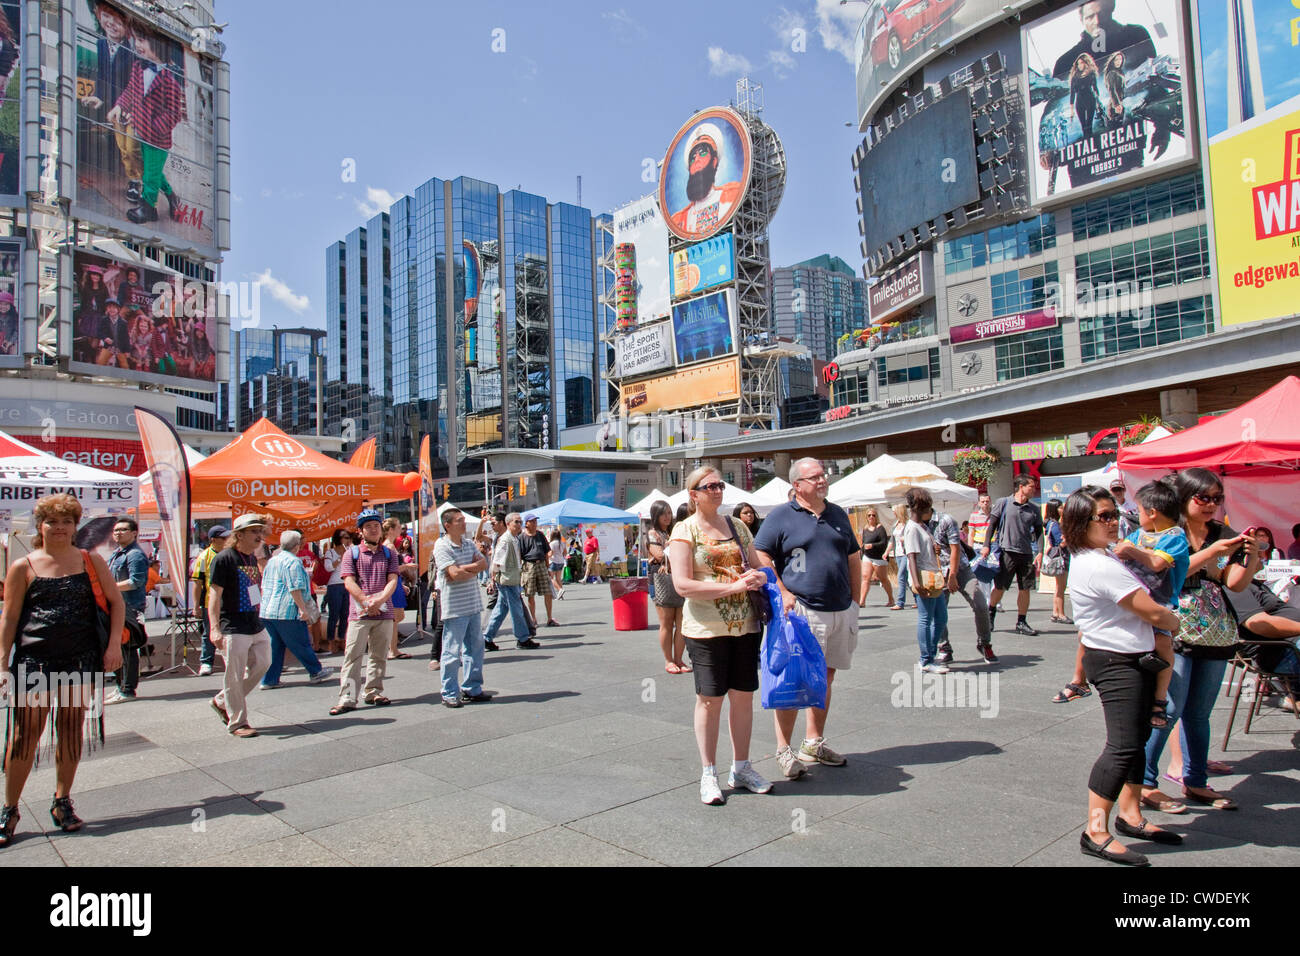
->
[1119, 375, 1300, 553]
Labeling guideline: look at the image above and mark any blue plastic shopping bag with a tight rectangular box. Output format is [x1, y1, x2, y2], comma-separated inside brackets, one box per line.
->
[758, 568, 828, 711]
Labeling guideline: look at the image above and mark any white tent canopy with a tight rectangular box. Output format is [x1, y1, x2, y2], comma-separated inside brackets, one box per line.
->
[629, 488, 673, 520]
[749, 477, 792, 516]
[0, 430, 138, 517]
[828, 453, 977, 522]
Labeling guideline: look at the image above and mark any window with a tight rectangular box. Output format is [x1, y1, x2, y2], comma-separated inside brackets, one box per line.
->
[995, 326, 1065, 381]
[1079, 295, 1210, 363]
[1071, 174, 1205, 241]
[944, 214, 1055, 274]
[990, 263, 1058, 316]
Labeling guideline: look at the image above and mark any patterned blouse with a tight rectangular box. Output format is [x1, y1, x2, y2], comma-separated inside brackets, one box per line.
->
[669, 514, 757, 638]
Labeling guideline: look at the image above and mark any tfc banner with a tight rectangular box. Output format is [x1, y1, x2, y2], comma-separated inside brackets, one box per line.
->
[417, 434, 435, 577]
[134, 407, 190, 612]
[347, 436, 377, 469]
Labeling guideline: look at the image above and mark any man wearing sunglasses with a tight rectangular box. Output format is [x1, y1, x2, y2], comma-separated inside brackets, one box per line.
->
[207, 514, 273, 737]
[754, 457, 862, 776]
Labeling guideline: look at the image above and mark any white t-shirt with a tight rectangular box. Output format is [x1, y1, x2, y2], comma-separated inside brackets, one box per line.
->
[324, 548, 344, 586]
[903, 520, 940, 573]
[1067, 548, 1154, 654]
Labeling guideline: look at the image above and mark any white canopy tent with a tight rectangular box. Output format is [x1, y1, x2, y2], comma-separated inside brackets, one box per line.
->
[749, 477, 793, 516]
[628, 488, 673, 520]
[828, 454, 978, 524]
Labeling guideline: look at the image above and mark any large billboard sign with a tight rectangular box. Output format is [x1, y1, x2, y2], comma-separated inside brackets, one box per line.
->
[671, 288, 736, 367]
[658, 107, 752, 242]
[614, 320, 675, 379]
[868, 251, 933, 322]
[1023, 0, 1192, 205]
[70, 250, 218, 387]
[620, 357, 741, 416]
[612, 195, 670, 325]
[0, 1, 21, 203]
[74, 0, 218, 254]
[0, 237, 20, 368]
[1196, 0, 1300, 326]
[670, 232, 736, 299]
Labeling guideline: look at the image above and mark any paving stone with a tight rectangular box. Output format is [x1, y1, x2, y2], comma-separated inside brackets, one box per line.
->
[441, 825, 662, 866]
[257, 763, 457, 831]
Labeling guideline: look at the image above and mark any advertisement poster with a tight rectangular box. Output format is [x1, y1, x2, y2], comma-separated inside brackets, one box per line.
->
[1197, 0, 1300, 326]
[670, 233, 735, 298]
[658, 107, 751, 242]
[612, 195, 670, 325]
[70, 249, 218, 386]
[558, 472, 617, 507]
[0, 237, 19, 366]
[1023, 0, 1191, 204]
[74, 0, 217, 253]
[0, 1, 21, 202]
[620, 357, 741, 416]
[671, 288, 736, 367]
[614, 320, 675, 379]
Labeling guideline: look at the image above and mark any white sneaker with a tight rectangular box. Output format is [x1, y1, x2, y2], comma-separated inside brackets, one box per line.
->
[922, 662, 951, 674]
[198, 664, 213, 676]
[104, 690, 137, 705]
[728, 764, 773, 794]
[700, 771, 726, 806]
[309, 666, 336, 684]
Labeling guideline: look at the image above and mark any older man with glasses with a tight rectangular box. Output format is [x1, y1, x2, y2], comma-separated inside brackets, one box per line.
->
[754, 457, 862, 777]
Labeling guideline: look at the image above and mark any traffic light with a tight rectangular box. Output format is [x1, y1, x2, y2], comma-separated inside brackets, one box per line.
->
[507, 484, 515, 501]
[520, 476, 529, 495]
[442, 482, 450, 500]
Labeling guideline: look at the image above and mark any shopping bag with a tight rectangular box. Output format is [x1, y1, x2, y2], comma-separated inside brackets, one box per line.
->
[759, 569, 828, 711]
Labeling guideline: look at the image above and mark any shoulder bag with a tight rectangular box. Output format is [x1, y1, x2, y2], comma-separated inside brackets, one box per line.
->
[725, 517, 771, 626]
[82, 549, 115, 654]
[649, 529, 684, 609]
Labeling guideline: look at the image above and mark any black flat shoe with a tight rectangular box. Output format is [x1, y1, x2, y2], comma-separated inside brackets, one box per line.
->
[516, 639, 540, 649]
[1080, 832, 1150, 866]
[484, 640, 500, 652]
[0, 804, 18, 847]
[1115, 816, 1183, 845]
[50, 796, 83, 833]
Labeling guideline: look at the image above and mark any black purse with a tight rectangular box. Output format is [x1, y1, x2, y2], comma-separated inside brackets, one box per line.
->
[726, 517, 772, 627]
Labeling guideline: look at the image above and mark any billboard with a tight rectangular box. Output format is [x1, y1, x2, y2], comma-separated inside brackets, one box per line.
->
[69, 250, 218, 387]
[614, 320, 675, 379]
[658, 107, 752, 242]
[868, 251, 933, 322]
[1197, 0, 1300, 326]
[620, 357, 741, 416]
[0, 1, 21, 203]
[0, 237, 19, 368]
[612, 195, 670, 325]
[671, 288, 736, 367]
[558, 472, 617, 507]
[859, 90, 980, 253]
[949, 307, 1058, 343]
[74, 0, 218, 254]
[1023, 0, 1192, 206]
[670, 232, 736, 299]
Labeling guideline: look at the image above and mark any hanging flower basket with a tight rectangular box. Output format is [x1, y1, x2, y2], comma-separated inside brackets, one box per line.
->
[953, 446, 1000, 488]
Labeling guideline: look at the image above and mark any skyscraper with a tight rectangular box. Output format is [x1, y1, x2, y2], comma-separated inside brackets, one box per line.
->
[771, 255, 870, 363]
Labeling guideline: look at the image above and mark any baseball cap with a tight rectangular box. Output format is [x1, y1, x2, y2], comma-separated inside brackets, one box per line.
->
[1109, 478, 1126, 489]
[523, 512, 538, 523]
[208, 525, 229, 540]
[356, 508, 382, 528]
[231, 514, 266, 533]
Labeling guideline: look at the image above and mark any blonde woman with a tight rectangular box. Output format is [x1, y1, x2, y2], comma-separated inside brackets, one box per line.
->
[859, 506, 894, 606]
[670, 466, 772, 805]
[884, 502, 913, 610]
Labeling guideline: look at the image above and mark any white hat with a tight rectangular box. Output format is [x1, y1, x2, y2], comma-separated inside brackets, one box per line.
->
[232, 513, 268, 532]
[687, 122, 724, 157]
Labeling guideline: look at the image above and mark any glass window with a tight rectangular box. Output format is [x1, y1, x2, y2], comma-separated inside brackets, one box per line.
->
[995, 326, 1065, 381]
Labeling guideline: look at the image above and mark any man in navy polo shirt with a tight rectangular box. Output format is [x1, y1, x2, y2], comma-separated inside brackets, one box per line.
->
[754, 456, 861, 778]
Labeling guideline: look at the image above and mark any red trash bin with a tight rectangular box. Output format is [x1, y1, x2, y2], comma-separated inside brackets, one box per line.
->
[610, 577, 650, 631]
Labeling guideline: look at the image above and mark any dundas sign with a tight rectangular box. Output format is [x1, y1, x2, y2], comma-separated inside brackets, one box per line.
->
[868, 252, 932, 323]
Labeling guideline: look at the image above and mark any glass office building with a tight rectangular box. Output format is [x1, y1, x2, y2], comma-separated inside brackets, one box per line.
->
[233, 327, 325, 432]
[772, 255, 870, 363]
[329, 176, 601, 476]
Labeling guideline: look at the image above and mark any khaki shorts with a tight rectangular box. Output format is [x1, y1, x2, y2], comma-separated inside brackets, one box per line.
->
[794, 601, 859, 671]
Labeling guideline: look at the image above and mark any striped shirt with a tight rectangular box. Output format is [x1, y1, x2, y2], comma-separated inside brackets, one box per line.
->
[435, 536, 483, 620]
[340, 542, 399, 621]
[260, 549, 309, 621]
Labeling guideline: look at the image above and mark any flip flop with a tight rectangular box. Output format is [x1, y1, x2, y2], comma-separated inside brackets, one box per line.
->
[365, 695, 392, 706]
[328, 703, 356, 716]
[665, 662, 683, 674]
[387, 652, 412, 660]
[1184, 788, 1237, 810]
[1161, 771, 1184, 787]
[1140, 791, 1187, 814]
[1206, 760, 1233, 775]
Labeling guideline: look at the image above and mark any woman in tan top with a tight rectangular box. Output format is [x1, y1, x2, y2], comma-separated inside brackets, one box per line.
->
[669, 466, 772, 806]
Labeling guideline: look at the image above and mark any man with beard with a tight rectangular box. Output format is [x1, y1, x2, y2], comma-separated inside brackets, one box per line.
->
[1051, 0, 1154, 80]
[669, 123, 744, 238]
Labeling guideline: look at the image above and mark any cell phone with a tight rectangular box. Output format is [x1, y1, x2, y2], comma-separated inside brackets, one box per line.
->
[1241, 527, 1258, 538]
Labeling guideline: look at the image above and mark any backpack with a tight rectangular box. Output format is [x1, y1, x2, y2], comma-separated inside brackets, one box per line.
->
[351, 544, 394, 568]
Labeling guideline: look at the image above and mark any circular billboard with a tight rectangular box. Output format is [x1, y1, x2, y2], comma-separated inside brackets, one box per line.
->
[658, 107, 752, 242]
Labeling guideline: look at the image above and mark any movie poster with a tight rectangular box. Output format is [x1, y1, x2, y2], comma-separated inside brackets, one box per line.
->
[74, 0, 217, 253]
[1023, 0, 1192, 204]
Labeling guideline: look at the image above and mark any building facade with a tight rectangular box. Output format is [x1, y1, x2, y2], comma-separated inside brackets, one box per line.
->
[771, 255, 869, 363]
[233, 327, 325, 433]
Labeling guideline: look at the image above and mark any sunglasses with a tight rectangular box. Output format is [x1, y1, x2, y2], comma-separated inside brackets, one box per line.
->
[693, 481, 725, 493]
[1091, 511, 1120, 523]
[1193, 493, 1225, 506]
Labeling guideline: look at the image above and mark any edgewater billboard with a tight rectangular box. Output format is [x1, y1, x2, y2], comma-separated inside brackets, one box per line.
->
[658, 107, 751, 242]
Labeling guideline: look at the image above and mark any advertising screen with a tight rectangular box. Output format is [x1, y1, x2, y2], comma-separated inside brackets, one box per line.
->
[1196, 0, 1300, 326]
[74, 0, 217, 254]
[658, 107, 751, 242]
[558, 472, 617, 507]
[0, 1, 21, 203]
[1023, 0, 1191, 206]
[670, 232, 736, 299]
[614, 320, 675, 379]
[612, 195, 670, 325]
[859, 90, 979, 253]
[0, 237, 19, 368]
[70, 249, 218, 387]
[620, 357, 741, 417]
[671, 288, 736, 367]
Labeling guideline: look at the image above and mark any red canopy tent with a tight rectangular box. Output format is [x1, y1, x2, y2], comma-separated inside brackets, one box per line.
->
[1119, 376, 1300, 552]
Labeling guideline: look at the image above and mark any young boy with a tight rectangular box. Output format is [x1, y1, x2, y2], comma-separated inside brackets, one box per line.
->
[1112, 479, 1189, 728]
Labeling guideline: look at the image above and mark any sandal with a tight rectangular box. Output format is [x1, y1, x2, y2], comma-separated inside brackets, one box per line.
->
[365, 695, 392, 706]
[1140, 790, 1187, 814]
[1052, 682, 1091, 703]
[387, 652, 412, 660]
[0, 804, 19, 848]
[50, 796, 83, 832]
[1150, 699, 1169, 728]
[1050, 615, 1073, 624]
[675, 662, 692, 673]
[665, 662, 683, 674]
[1184, 787, 1238, 810]
[328, 702, 356, 716]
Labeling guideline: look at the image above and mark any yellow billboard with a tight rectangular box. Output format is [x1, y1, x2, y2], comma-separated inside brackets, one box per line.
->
[620, 357, 740, 416]
[1209, 98, 1300, 326]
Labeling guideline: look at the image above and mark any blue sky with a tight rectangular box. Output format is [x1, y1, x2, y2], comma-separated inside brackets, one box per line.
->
[1196, 0, 1300, 139]
[222, 0, 871, 333]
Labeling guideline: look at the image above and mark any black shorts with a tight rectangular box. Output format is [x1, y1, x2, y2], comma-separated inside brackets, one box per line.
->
[685, 633, 761, 697]
[994, 550, 1037, 591]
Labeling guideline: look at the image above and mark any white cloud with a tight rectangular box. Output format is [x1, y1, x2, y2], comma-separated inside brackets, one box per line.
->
[766, 7, 806, 78]
[707, 46, 753, 76]
[812, 0, 863, 64]
[354, 185, 398, 219]
[259, 187, 272, 199]
[251, 268, 309, 315]
[602, 9, 646, 39]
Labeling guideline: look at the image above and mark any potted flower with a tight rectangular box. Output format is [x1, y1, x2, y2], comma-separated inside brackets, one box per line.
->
[1120, 414, 1177, 446]
[953, 445, 1000, 488]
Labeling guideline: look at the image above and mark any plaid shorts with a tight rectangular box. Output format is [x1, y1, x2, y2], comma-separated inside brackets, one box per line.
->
[521, 560, 551, 598]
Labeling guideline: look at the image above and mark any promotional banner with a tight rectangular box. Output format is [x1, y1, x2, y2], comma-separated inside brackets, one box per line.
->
[0, 237, 20, 367]
[134, 407, 190, 612]
[670, 233, 736, 298]
[347, 436, 377, 469]
[417, 434, 435, 577]
[74, 0, 218, 254]
[1023, 0, 1191, 205]
[1197, 0, 1300, 326]
[0, 1, 21, 204]
[231, 500, 354, 545]
[658, 107, 752, 242]
[613, 320, 675, 379]
[71, 250, 218, 386]
[0, 430, 137, 508]
[620, 357, 741, 416]
[949, 307, 1058, 343]
[671, 288, 737, 367]
[868, 251, 933, 323]
[612, 195, 671, 325]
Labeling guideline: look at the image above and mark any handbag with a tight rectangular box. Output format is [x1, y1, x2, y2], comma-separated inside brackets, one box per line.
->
[726, 517, 771, 626]
[1176, 580, 1239, 649]
[82, 549, 114, 654]
[1041, 548, 1066, 577]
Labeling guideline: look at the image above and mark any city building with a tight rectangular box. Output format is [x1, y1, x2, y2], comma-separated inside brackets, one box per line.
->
[232, 327, 325, 432]
[327, 176, 604, 477]
[771, 255, 869, 363]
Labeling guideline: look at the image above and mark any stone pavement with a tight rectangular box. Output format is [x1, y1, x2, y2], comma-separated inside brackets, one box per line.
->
[2, 586, 1297, 867]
